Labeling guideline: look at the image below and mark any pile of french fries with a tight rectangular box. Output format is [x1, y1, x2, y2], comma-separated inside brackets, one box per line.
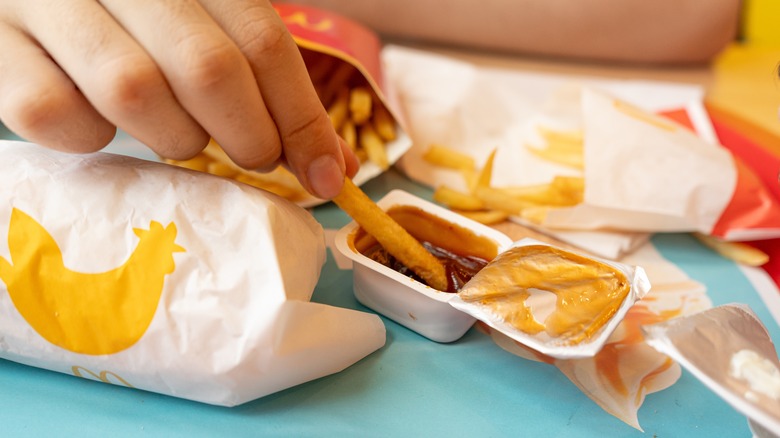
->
[425, 125, 585, 227]
[302, 48, 395, 171]
[165, 48, 397, 202]
[425, 126, 769, 267]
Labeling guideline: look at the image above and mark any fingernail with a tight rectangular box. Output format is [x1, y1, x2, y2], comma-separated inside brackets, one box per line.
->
[307, 155, 344, 199]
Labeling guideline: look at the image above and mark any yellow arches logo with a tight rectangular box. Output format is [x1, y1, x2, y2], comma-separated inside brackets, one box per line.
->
[72, 366, 134, 388]
[277, 10, 333, 32]
[0, 208, 184, 355]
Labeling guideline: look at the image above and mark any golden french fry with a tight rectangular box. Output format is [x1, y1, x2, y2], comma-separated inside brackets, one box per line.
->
[355, 148, 368, 163]
[333, 177, 448, 291]
[164, 155, 210, 172]
[473, 186, 538, 215]
[422, 144, 476, 172]
[234, 173, 305, 201]
[693, 233, 770, 266]
[460, 168, 477, 192]
[433, 186, 484, 211]
[207, 161, 238, 178]
[340, 119, 357, 151]
[349, 87, 373, 125]
[526, 144, 584, 169]
[499, 177, 584, 207]
[499, 183, 554, 204]
[537, 126, 584, 146]
[551, 175, 585, 193]
[453, 209, 509, 225]
[373, 104, 397, 141]
[359, 124, 389, 170]
[327, 87, 350, 131]
[475, 149, 497, 189]
[518, 206, 553, 225]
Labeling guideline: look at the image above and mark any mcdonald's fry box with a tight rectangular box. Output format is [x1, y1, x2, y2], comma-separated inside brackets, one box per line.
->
[0, 140, 386, 406]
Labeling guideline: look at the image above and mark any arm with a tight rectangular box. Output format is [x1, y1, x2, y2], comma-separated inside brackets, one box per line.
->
[283, 0, 742, 65]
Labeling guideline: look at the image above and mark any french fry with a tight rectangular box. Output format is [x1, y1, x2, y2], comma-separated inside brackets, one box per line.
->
[517, 206, 553, 225]
[693, 233, 769, 266]
[417, 140, 589, 228]
[349, 87, 373, 125]
[167, 54, 400, 204]
[473, 186, 538, 215]
[360, 124, 389, 170]
[452, 209, 509, 225]
[526, 126, 585, 169]
[475, 149, 496, 189]
[526, 144, 584, 169]
[537, 126, 584, 147]
[333, 177, 448, 291]
[327, 87, 350, 131]
[373, 104, 397, 141]
[433, 186, 484, 211]
[340, 119, 357, 151]
[207, 161, 238, 178]
[422, 144, 476, 172]
[165, 155, 210, 172]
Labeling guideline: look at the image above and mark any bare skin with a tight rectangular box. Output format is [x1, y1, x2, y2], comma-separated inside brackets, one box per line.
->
[286, 0, 742, 65]
[0, 0, 358, 199]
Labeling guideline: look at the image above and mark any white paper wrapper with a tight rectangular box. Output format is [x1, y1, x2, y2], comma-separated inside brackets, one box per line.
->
[0, 140, 385, 406]
[382, 45, 713, 259]
[450, 238, 651, 359]
[541, 88, 736, 234]
[643, 304, 780, 436]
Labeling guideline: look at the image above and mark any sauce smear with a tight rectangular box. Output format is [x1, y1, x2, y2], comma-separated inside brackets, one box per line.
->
[362, 241, 488, 292]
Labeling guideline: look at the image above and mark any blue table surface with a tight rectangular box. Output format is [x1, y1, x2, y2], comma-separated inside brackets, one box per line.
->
[1, 131, 777, 437]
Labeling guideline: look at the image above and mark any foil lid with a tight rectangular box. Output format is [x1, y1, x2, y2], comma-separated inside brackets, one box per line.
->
[450, 238, 651, 359]
[643, 304, 780, 435]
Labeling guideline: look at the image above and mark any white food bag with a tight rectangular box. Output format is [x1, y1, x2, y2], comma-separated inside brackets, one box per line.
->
[0, 141, 386, 406]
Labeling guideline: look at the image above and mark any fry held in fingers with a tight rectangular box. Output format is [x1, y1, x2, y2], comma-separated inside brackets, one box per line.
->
[333, 177, 449, 291]
[166, 47, 401, 203]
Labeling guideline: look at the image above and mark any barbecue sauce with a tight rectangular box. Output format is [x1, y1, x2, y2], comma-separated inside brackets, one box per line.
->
[351, 205, 499, 292]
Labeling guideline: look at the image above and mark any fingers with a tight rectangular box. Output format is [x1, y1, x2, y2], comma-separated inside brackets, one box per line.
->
[201, 0, 348, 199]
[20, 0, 210, 159]
[2, 1, 351, 200]
[0, 23, 116, 152]
[98, 0, 282, 166]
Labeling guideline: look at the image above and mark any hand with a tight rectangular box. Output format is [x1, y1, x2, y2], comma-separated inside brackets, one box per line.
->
[0, 0, 358, 199]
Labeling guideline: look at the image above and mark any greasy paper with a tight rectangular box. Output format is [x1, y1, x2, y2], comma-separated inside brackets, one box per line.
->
[478, 239, 712, 430]
[0, 140, 386, 406]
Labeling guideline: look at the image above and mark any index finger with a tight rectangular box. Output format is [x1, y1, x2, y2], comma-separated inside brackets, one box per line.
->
[202, 0, 349, 199]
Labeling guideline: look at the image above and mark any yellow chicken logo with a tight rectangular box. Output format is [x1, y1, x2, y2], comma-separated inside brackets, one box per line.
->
[0, 208, 185, 355]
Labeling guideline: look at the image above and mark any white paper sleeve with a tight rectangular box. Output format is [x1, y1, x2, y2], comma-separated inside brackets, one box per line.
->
[0, 140, 386, 406]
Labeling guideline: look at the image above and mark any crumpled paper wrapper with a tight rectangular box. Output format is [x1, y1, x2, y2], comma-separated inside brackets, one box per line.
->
[477, 235, 712, 430]
[0, 140, 385, 406]
[382, 45, 780, 259]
